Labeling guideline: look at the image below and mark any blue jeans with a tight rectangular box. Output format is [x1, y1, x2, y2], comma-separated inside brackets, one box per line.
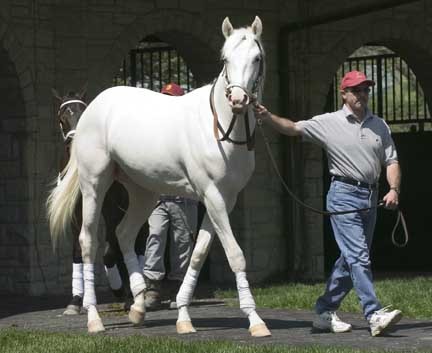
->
[315, 180, 381, 320]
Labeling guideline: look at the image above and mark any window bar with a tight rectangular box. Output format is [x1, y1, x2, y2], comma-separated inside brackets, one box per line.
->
[150, 51, 154, 90]
[416, 77, 420, 120]
[177, 52, 181, 85]
[187, 66, 191, 91]
[334, 74, 338, 109]
[130, 50, 136, 87]
[384, 57, 388, 121]
[140, 52, 144, 88]
[400, 57, 403, 120]
[377, 57, 383, 118]
[407, 65, 411, 121]
[392, 56, 396, 122]
[168, 50, 172, 83]
[159, 49, 163, 91]
[122, 58, 127, 85]
[371, 58, 376, 113]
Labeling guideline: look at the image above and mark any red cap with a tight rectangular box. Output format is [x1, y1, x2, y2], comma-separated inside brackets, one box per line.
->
[161, 83, 185, 96]
[340, 71, 375, 90]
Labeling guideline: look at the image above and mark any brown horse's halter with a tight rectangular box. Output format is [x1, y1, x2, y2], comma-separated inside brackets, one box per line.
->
[58, 99, 87, 142]
[210, 39, 264, 151]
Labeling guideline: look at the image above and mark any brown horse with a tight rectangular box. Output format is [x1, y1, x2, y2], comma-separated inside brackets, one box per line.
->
[52, 87, 146, 314]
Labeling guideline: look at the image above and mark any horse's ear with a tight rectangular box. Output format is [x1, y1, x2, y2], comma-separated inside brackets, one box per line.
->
[222, 17, 234, 38]
[251, 16, 262, 38]
[52, 88, 62, 102]
[79, 82, 88, 100]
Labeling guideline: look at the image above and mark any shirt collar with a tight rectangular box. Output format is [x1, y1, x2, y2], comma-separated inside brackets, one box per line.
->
[342, 104, 374, 123]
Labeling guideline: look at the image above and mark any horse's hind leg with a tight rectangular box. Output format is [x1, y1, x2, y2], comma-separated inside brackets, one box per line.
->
[78, 167, 114, 333]
[116, 182, 158, 325]
[64, 201, 84, 316]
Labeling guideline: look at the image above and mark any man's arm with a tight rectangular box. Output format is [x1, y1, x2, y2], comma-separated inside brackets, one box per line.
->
[382, 162, 401, 209]
[254, 104, 302, 136]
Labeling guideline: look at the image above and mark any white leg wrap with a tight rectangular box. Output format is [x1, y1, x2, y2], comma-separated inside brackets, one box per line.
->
[176, 267, 199, 308]
[83, 264, 96, 309]
[248, 310, 265, 327]
[235, 271, 256, 316]
[123, 251, 146, 297]
[72, 263, 84, 297]
[177, 305, 191, 322]
[104, 264, 122, 290]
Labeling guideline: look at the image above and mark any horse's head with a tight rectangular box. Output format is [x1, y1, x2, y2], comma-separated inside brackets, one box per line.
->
[221, 16, 265, 114]
[52, 84, 87, 144]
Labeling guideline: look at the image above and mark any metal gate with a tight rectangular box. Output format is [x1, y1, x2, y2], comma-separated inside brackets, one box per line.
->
[330, 53, 431, 131]
[113, 36, 197, 93]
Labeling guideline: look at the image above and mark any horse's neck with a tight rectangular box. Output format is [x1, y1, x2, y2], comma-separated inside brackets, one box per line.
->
[213, 75, 256, 141]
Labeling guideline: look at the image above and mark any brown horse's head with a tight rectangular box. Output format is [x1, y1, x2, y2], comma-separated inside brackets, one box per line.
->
[52, 84, 88, 145]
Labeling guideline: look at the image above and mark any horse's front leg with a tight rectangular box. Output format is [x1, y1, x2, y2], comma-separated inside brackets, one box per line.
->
[206, 188, 271, 337]
[176, 215, 214, 334]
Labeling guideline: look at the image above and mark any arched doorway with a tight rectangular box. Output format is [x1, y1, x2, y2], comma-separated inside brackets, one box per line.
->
[0, 45, 30, 294]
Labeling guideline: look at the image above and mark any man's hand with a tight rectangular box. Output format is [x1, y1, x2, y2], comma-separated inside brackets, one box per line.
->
[253, 104, 271, 123]
[383, 189, 399, 210]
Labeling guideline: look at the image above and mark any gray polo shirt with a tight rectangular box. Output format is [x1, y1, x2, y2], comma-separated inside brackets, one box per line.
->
[295, 105, 398, 184]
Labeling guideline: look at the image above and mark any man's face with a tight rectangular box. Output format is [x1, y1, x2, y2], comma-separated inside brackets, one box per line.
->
[341, 83, 371, 112]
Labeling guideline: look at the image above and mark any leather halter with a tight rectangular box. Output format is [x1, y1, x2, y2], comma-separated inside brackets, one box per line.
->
[58, 99, 87, 142]
[211, 39, 264, 151]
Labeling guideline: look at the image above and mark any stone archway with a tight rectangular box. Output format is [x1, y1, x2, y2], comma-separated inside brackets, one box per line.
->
[0, 20, 38, 294]
[94, 10, 221, 92]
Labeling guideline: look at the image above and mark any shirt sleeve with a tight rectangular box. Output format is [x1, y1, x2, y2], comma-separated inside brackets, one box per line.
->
[294, 113, 330, 147]
[382, 121, 398, 166]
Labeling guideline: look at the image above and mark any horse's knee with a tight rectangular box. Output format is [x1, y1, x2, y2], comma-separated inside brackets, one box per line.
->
[190, 249, 207, 270]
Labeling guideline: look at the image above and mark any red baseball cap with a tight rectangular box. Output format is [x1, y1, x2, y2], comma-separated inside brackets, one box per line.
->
[161, 83, 185, 96]
[340, 71, 375, 90]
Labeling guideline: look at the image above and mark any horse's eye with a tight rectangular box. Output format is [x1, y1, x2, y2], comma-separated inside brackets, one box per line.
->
[222, 58, 228, 64]
[254, 56, 261, 63]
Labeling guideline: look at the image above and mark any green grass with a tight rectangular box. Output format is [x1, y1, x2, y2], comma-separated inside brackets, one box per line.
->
[0, 328, 414, 353]
[215, 276, 432, 319]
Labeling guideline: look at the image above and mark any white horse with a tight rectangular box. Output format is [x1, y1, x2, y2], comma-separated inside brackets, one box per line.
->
[47, 16, 270, 337]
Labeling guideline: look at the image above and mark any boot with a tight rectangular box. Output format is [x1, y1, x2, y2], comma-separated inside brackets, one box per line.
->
[144, 277, 162, 310]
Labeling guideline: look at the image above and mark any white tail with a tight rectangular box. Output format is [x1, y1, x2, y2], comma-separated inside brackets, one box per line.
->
[47, 143, 81, 247]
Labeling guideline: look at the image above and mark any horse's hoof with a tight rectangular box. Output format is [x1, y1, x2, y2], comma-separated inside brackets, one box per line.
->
[88, 319, 105, 333]
[176, 320, 197, 334]
[63, 305, 81, 316]
[128, 306, 145, 325]
[249, 323, 271, 337]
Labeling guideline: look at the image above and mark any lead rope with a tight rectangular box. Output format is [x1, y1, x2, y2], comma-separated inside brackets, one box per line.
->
[257, 122, 409, 247]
